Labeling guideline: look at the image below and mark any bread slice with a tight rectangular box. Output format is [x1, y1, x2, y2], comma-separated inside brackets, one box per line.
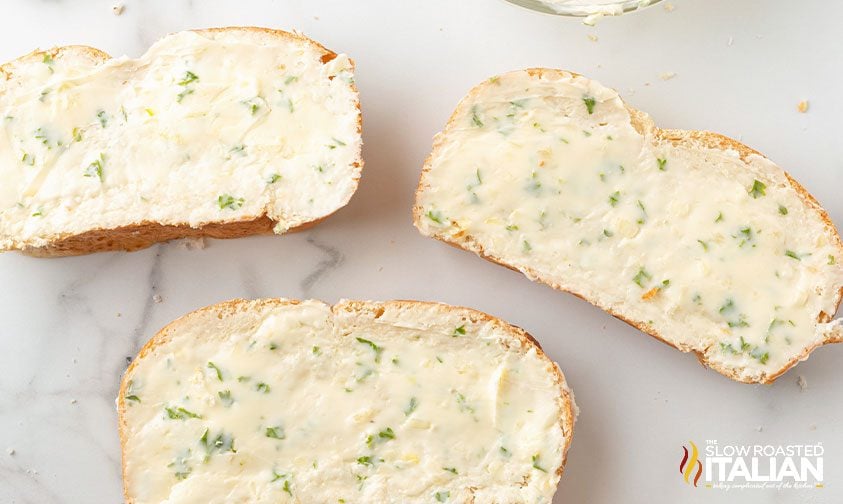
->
[0, 27, 362, 256]
[414, 68, 843, 384]
[118, 298, 576, 503]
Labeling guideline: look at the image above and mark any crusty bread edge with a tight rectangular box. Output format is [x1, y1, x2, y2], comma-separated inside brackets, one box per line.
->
[412, 67, 843, 385]
[117, 297, 576, 503]
[1, 26, 363, 257]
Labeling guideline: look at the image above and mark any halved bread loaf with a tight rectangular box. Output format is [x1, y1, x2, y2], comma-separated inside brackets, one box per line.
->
[119, 298, 576, 504]
[414, 68, 843, 384]
[0, 27, 362, 256]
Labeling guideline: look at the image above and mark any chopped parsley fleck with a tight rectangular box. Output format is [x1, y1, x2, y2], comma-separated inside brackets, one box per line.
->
[168, 453, 192, 480]
[125, 394, 141, 403]
[455, 392, 475, 414]
[356, 337, 384, 363]
[603, 229, 614, 238]
[435, 491, 450, 502]
[378, 427, 395, 440]
[357, 456, 373, 466]
[312, 346, 322, 355]
[256, 382, 271, 394]
[404, 397, 418, 416]
[84, 154, 105, 182]
[500, 446, 511, 457]
[453, 325, 466, 337]
[265, 426, 286, 440]
[632, 267, 652, 288]
[829, 255, 836, 265]
[778, 205, 788, 215]
[785, 250, 802, 261]
[657, 158, 667, 171]
[178, 71, 199, 86]
[165, 406, 201, 420]
[728, 315, 750, 328]
[697, 239, 709, 251]
[443, 467, 458, 474]
[284, 75, 299, 85]
[218, 390, 234, 407]
[283, 479, 292, 496]
[267, 173, 282, 184]
[200, 428, 236, 455]
[426, 210, 444, 224]
[719, 299, 735, 314]
[736, 226, 754, 247]
[217, 194, 244, 210]
[505, 224, 519, 231]
[470, 106, 483, 127]
[176, 88, 195, 103]
[207, 361, 223, 381]
[328, 137, 347, 149]
[749, 179, 767, 198]
[583, 96, 596, 115]
[42, 53, 54, 67]
[636, 200, 647, 224]
[96, 110, 108, 128]
[72, 127, 82, 142]
[522, 240, 533, 253]
[532, 454, 548, 472]
[609, 191, 620, 207]
[715, 212, 724, 223]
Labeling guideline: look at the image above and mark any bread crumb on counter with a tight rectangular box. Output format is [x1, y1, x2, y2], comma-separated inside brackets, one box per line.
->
[112, 3, 125, 15]
[178, 237, 207, 250]
[659, 72, 677, 81]
[152, 294, 163, 304]
[587, 34, 599, 43]
[797, 375, 808, 391]
[664, 3, 675, 12]
[6, 448, 15, 456]
[797, 100, 810, 113]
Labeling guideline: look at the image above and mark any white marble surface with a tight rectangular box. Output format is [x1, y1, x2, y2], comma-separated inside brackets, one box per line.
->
[1, 0, 841, 502]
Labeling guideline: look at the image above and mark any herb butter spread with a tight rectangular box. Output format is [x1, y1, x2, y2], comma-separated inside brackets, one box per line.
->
[120, 299, 575, 503]
[415, 69, 843, 383]
[0, 29, 361, 250]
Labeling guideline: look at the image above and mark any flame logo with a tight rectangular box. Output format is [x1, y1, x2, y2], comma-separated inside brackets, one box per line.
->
[679, 441, 703, 487]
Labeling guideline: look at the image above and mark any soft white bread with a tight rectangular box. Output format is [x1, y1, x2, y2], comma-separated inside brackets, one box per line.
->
[0, 27, 362, 256]
[414, 68, 843, 384]
[118, 298, 576, 504]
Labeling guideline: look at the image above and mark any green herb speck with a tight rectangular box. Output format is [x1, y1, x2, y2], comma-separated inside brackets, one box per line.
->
[207, 361, 223, 381]
[217, 194, 245, 210]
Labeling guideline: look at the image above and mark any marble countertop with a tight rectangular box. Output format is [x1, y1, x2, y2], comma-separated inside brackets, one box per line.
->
[1, 1, 841, 502]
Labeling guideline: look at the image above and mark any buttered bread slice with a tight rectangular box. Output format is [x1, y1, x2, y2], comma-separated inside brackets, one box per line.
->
[119, 298, 576, 504]
[0, 27, 361, 256]
[414, 69, 843, 384]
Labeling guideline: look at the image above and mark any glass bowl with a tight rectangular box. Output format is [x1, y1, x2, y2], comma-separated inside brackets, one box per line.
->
[504, 0, 662, 17]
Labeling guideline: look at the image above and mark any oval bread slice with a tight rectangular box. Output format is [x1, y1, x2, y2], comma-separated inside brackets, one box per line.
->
[118, 298, 576, 504]
[0, 27, 362, 256]
[414, 68, 843, 384]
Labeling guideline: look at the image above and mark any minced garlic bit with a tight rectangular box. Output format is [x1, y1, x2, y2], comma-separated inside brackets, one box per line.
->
[797, 100, 809, 113]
